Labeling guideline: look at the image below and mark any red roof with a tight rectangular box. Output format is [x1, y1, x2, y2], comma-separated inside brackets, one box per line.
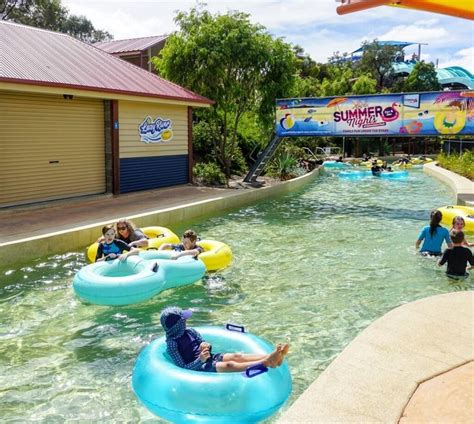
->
[0, 22, 212, 105]
[94, 35, 168, 54]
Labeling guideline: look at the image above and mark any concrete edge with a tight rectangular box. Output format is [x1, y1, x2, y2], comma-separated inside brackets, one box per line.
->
[0, 169, 320, 267]
[278, 291, 474, 423]
[423, 162, 474, 206]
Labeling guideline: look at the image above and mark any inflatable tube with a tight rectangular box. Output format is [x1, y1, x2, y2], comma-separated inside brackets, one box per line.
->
[73, 254, 205, 306]
[86, 226, 180, 263]
[339, 170, 408, 180]
[359, 160, 383, 168]
[438, 205, 474, 233]
[197, 240, 233, 271]
[392, 162, 413, 169]
[132, 326, 292, 423]
[322, 160, 351, 169]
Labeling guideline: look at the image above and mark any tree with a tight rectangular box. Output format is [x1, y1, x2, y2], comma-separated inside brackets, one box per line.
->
[154, 7, 296, 180]
[351, 73, 377, 94]
[1, 0, 112, 42]
[402, 61, 441, 92]
[357, 40, 403, 90]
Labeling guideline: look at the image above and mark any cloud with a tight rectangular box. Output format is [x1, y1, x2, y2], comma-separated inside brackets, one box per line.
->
[437, 46, 474, 72]
[377, 23, 450, 44]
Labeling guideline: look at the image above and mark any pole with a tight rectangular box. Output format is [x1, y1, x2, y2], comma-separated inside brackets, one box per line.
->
[342, 137, 345, 158]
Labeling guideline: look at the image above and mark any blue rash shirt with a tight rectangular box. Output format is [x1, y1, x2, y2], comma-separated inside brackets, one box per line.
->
[418, 225, 451, 254]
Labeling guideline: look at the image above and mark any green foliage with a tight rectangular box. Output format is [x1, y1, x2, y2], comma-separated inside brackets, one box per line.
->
[268, 152, 299, 180]
[357, 40, 403, 90]
[153, 6, 296, 178]
[437, 151, 474, 180]
[1, 0, 112, 42]
[351, 73, 377, 94]
[193, 162, 226, 185]
[402, 61, 441, 92]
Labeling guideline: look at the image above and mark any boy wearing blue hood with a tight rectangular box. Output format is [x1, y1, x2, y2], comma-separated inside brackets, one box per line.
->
[160, 306, 289, 373]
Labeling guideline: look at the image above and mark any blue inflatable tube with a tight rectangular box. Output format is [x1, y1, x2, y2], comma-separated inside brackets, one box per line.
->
[322, 160, 351, 168]
[132, 326, 292, 423]
[73, 253, 206, 306]
[338, 170, 408, 180]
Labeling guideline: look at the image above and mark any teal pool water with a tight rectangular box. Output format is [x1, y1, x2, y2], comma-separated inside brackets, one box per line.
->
[0, 169, 471, 422]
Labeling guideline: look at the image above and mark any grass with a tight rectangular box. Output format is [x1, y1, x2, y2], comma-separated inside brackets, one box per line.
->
[436, 151, 474, 180]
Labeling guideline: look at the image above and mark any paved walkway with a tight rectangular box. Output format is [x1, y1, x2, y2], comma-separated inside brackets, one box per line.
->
[279, 291, 473, 423]
[0, 184, 237, 244]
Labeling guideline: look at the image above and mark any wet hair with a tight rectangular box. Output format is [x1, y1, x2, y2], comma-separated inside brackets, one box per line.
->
[102, 224, 115, 235]
[452, 216, 465, 227]
[429, 210, 442, 237]
[183, 229, 198, 242]
[450, 230, 464, 244]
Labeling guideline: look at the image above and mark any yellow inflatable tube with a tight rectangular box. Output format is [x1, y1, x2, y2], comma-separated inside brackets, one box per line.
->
[196, 240, 233, 271]
[392, 162, 413, 169]
[360, 160, 383, 167]
[86, 226, 180, 263]
[438, 205, 474, 233]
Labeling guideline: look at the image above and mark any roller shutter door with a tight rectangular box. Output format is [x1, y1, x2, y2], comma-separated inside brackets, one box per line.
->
[0, 92, 105, 207]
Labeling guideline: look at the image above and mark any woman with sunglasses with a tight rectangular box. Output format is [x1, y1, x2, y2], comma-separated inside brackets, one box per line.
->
[115, 219, 149, 248]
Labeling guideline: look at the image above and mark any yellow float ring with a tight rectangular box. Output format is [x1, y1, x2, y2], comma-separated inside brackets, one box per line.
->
[434, 111, 466, 135]
[438, 205, 474, 233]
[86, 226, 180, 262]
[196, 240, 233, 271]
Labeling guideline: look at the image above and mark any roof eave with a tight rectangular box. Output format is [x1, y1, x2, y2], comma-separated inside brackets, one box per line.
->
[0, 77, 214, 106]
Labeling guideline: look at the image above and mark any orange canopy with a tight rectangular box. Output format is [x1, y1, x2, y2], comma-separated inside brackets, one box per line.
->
[336, 0, 474, 20]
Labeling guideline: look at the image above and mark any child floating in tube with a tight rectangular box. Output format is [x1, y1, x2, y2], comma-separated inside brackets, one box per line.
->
[160, 307, 290, 373]
[95, 225, 139, 262]
[159, 229, 204, 260]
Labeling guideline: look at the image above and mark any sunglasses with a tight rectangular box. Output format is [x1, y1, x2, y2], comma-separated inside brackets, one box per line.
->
[117, 226, 127, 231]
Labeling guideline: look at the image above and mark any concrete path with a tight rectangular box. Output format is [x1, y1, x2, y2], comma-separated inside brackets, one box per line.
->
[279, 291, 474, 423]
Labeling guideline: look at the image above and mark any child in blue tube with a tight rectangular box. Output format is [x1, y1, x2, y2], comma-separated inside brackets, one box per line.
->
[160, 307, 289, 373]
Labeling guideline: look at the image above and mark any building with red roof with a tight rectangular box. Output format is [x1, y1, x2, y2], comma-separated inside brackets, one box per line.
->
[94, 35, 168, 71]
[0, 21, 212, 207]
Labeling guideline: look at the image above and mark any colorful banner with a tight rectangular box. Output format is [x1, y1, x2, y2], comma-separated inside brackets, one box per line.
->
[275, 91, 474, 137]
[139, 116, 174, 143]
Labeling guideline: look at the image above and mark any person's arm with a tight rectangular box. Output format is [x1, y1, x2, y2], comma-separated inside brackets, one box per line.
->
[438, 250, 448, 267]
[116, 240, 138, 261]
[166, 339, 208, 370]
[467, 251, 474, 270]
[444, 230, 453, 249]
[95, 243, 105, 262]
[172, 247, 203, 260]
[129, 230, 149, 248]
[159, 243, 172, 251]
[416, 228, 425, 250]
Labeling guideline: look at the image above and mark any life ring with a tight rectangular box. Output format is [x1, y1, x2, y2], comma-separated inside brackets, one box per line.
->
[86, 226, 180, 263]
[437, 205, 474, 233]
[132, 326, 292, 423]
[73, 253, 205, 306]
[197, 239, 233, 271]
[434, 110, 466, 135]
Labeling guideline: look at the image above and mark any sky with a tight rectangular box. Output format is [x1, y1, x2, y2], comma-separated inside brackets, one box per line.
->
[63, 0, 474, 72]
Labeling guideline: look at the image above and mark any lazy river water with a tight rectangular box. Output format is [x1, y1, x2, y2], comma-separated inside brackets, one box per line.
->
[0, 169, 471, 422]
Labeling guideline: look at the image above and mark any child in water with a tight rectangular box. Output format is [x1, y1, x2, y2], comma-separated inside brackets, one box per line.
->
[159, 229, 204, 260]
[95, 225, 139, 262]
[438, 230, 473, 279]
[450, 216, 473, 247]
[416, 210, 452, 256]
[160, 307, 290, 372]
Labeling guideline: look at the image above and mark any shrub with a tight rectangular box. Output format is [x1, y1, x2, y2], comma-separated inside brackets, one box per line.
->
[193, 162, 226, 185]
[436, 151, 474, 180]
[268, 152, 299, 180]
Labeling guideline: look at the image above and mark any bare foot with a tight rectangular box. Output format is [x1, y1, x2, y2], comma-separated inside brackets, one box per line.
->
[263, 349, 281, 368]
[276, 343, 290, 366]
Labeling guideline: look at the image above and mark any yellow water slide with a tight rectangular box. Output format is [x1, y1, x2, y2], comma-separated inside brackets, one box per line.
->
[336, 0, 474, 20]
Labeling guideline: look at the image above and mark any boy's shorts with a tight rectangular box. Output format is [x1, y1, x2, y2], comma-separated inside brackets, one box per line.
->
[201, 353, 224, 372]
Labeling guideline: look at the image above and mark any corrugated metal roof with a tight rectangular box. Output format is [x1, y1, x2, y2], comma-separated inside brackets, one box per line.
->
[94, 35, 168, 54]
[0, 22, 212, 105]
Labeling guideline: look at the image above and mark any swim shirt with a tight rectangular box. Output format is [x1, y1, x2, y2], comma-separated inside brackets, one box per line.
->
[95, 239, 130, 261]
[439, 246, 473, 276]
[418, 225, 451, 254]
